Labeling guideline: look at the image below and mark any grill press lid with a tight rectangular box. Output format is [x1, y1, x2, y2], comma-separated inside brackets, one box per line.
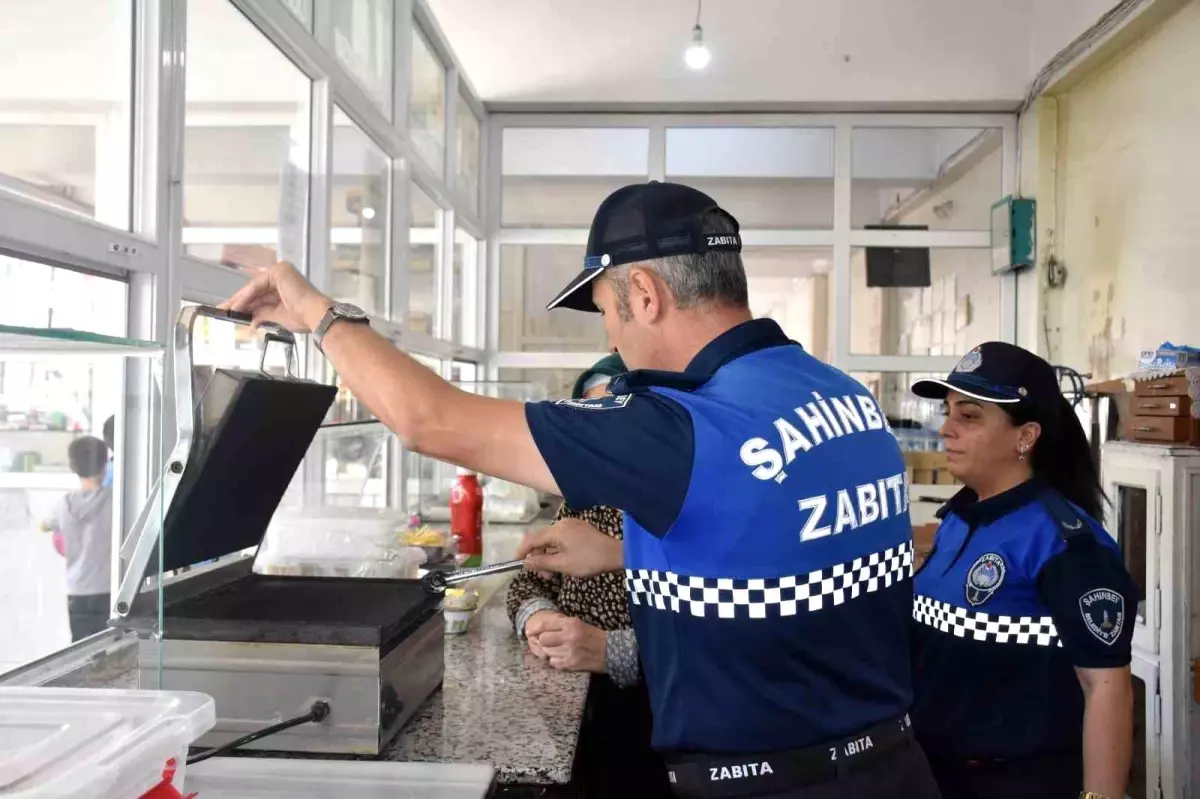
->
[114, 306, 336, 617]
[160, 368, 335, 572]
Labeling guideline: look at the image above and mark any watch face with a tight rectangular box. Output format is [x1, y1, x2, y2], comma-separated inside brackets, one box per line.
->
[332, 302, 367, 321]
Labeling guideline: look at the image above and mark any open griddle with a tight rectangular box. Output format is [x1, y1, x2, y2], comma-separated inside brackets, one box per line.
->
[160, 574, 438, 648]
[117, 306, 440, 646]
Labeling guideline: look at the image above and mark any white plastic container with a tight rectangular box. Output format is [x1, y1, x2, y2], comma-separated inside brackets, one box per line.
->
[0, 687, 215, 799]
[186, 758, 494, 798]
[255, 506, 423, 578]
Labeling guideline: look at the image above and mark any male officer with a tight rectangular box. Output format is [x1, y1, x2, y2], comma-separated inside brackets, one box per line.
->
[223, 182, 939, 798]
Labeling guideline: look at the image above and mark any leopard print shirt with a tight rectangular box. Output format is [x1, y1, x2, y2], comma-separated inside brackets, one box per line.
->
[505, 503, 630, 632]
[505, 503, 641, 686]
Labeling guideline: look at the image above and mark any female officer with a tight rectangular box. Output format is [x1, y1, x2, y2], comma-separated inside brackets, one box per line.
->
[909, 341, 1137, 799]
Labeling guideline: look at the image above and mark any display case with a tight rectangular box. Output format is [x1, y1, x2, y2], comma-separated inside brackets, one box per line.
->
[406, 380, 548, 525]
[1100, 440, 1200, 799]
[0, 324, 165, 689]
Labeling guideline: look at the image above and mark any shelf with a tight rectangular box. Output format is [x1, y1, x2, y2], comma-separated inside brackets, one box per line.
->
[0, 325, 163, 359]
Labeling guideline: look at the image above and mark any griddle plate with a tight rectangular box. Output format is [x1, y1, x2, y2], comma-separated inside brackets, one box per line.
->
[162, 576, 440, 648]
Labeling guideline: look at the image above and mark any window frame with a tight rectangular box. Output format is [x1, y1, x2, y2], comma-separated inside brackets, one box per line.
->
[486, 113, 1017, 378]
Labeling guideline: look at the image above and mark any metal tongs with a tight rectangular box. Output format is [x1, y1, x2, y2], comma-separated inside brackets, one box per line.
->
[421, 559, 525, 594]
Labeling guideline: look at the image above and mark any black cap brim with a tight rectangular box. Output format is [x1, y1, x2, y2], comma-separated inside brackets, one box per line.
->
[546, 267, 604, 312]
[911, 376, 1022, 404]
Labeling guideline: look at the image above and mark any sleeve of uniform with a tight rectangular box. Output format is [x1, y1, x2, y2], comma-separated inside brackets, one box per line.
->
[1037, 537, 1138, 669]
[524, 392, 694, 537]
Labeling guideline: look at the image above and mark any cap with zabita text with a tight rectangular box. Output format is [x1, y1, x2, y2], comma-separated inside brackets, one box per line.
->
[911, 342, 1062, 412]
[546, 181, 743, 313]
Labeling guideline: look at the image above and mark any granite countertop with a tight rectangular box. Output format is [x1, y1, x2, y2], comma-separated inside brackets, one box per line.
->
[43, 516, 590, 786]
[381, 584, 590, 785]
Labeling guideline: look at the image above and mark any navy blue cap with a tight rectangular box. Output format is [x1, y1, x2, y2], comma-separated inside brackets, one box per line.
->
[912, 342, 1062, 409]
[546, 181, 742, 313]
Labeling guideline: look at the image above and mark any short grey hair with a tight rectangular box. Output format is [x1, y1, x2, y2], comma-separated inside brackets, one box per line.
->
[607, 210, 749, 320]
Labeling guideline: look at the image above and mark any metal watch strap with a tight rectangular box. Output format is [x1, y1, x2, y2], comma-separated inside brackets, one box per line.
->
[314, 303, 367, 352]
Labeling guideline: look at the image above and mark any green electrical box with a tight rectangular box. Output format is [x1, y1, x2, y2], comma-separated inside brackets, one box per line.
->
[990, 196, 1036, 275]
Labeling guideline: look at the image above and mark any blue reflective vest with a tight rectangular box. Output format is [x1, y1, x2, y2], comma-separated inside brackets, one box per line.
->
[621, 343, 915, 754]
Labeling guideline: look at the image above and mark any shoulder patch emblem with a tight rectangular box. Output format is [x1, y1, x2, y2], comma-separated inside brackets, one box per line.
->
[1079, 588, 1125, 646]
[954, 348, 983, 374]
[964, 552, 1006, 606]
[554, 393, 633, 411]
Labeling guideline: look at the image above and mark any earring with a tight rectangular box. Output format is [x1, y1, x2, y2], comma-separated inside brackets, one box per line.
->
[1018, 446, 1028, 462]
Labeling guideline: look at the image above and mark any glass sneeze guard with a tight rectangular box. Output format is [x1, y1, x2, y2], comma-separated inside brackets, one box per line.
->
[0, 325, 165, 690]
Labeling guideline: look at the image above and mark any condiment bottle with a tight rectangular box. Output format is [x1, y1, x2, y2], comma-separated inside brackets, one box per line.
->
[450, 467, 483, 565]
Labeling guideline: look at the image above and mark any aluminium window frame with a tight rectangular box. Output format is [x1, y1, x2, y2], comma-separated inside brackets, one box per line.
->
[486, 112, 1019, 379]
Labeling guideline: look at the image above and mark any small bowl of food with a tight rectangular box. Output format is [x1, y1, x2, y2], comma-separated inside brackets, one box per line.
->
[402, 526, 453, 564]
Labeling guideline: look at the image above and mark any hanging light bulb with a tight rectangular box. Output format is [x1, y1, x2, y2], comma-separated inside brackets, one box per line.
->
[684, 0, 710, 70]
[685, 25, 710, 70]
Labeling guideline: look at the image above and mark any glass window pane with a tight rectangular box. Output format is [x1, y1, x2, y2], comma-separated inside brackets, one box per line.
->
[0, 0, 133, 229]
[666, 128, 834, 229]
[671, 178, 834, 229]
[743, 247, 831, 362]
[850, 247, 998, 357]
[330, 0, 393, 116]
[851, 371, 945, 443]
[408, 185, 442, 335]
[503, 128, 650, 176]
[410, 28, 446, 175]
[331, 108, 389, 317]
[502, 176, 641, 228]
[0, 257, 128, 671]
[500, 245, 608, 352]
[453, 228, 479, 346]
[184, 0, 311, 273]
[1116, 485, 1148, 624]
[497, 369, 585, 401]
[502, 128, 649, 228]
[279, 0, 312, 28]
[852, 127, 1002, 230]
[450, 361, 478, 383]
[454, 92, 481, 211]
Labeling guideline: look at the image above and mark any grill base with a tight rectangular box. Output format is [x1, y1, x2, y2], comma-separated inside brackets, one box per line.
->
[138, 611, 444, 755]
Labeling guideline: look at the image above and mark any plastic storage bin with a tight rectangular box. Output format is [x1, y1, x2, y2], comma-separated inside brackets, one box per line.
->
[0, 687, 215, 799]
[185, 758, 495, 798]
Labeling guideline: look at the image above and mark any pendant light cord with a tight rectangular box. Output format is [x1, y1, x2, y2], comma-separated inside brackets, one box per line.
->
[695, 0, 703, 28]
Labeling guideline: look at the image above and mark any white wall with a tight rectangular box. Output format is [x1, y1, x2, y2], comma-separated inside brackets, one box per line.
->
[1028, 0, 1122, 77]
[1040, 0, 1200, 378]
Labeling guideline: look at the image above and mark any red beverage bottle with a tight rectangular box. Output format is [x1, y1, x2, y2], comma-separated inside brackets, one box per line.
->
[450, 468, 483, 560]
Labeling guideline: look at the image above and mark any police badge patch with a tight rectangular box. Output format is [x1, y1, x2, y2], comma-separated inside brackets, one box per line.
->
[1079, 588, 1125, 646]
[964, 553, 1006, 606]
[954, 348, 983, 374]
[554, 394, 633, 411]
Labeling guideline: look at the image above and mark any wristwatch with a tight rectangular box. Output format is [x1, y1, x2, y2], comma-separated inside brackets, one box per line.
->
[313, 302, 369, 352]
[1080, 792, 1110, 799]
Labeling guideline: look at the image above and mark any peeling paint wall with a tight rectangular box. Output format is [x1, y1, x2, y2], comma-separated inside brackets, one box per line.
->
[1042, 0, 1200, 379]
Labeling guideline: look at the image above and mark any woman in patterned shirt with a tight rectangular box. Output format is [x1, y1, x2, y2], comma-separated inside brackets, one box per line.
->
[505, 354, 669, 797]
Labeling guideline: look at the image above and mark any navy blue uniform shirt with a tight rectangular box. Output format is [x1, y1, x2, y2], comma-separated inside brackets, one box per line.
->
[527, 319, 916, 754]
[911, 479, 1138, 759]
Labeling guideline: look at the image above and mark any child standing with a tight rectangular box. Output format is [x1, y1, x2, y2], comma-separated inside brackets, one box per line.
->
[40, 436, 113, 641]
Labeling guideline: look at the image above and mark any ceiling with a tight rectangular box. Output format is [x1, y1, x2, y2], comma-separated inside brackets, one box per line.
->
[426, 0, 1120, 109]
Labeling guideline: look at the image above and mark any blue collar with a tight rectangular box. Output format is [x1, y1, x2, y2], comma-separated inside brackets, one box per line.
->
[939, 479, 1044, 528]
[685, 318, 797, 377]
[612, 318, 798, 394]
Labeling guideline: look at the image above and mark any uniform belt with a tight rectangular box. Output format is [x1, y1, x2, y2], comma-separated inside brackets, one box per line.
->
[664, 714, 914, 799]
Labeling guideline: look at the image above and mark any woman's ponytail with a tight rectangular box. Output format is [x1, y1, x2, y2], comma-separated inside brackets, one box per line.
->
[1008, 396, 1107, 520]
